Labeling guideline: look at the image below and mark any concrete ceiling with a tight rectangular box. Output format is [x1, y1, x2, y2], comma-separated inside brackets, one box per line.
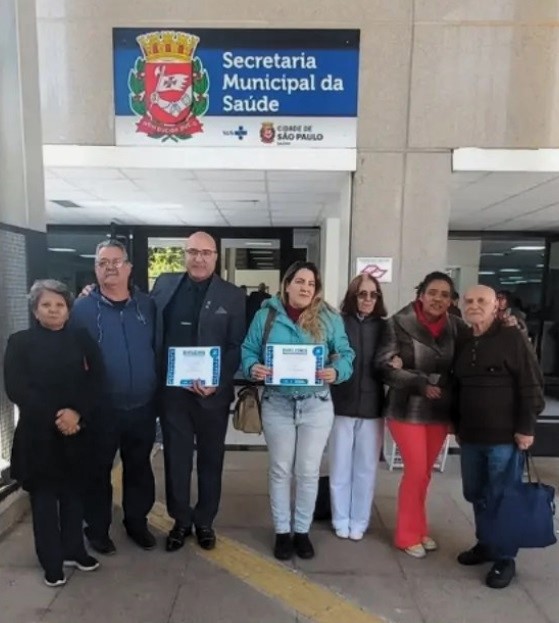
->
[44, 168, 347, 227]
[451, 171, 559, 231]
[45, 167, 559, 232]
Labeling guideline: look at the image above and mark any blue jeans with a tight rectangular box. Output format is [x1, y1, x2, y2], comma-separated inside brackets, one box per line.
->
[262, 391, 335, 534]
[460, 443, 523, 560]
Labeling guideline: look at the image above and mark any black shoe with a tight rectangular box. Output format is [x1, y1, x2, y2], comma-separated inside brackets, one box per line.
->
[273, 533, 293, 560]
[195, 525, 216, 551]
[293, 532, 315, 559]
[84, 527, 116, 556]
[486, 559, 516, 589]
[166, 523, 192, 552]
[125, 524, 156, 550]
[63, 555, 100, 572]
[457, 543, 491, 566]
[44, 572, 67, 588]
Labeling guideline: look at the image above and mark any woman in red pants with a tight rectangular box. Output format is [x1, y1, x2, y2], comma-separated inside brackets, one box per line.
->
[375, 272, 466, 558]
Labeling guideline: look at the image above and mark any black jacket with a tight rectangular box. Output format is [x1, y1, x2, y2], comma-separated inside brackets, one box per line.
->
[246, 290, 271, 326]
[151, 272, 246, 409]
[453, 321, 544, 444]
[4, 325, 104, 490]
[375, 303, 467, 424]
[331, 315, 385, 419]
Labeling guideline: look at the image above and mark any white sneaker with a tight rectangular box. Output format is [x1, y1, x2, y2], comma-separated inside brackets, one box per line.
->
[422, 536, 438, 552]
[63, 555, 100, 572]
[403, 544, 427, 559]
[335, 528, 349, 539]
[349, 530, 364, 541]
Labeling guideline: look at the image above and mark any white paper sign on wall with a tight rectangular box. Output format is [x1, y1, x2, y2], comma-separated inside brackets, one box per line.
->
[355, 257, 393, 283]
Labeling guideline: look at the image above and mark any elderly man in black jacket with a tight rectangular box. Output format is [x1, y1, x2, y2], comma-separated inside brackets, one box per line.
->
[453, 285, 544, 590]
[151, 231, 246, 553]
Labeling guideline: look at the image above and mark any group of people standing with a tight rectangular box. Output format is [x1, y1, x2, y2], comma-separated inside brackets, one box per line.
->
[3, 233, 544, 592]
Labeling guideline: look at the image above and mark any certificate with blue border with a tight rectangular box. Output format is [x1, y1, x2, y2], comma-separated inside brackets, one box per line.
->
[166, 347, 221, 387]
[264, 344, 325, 387]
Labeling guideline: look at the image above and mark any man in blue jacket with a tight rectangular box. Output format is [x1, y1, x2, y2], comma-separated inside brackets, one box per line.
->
[152, 231, 246, 552]
[71, 240, 158, 555]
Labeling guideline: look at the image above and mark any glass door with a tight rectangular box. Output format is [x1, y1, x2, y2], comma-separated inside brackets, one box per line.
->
[540, 237, 559, 385]
[146, 237, 186, 291]
[220, 238, 281, 294]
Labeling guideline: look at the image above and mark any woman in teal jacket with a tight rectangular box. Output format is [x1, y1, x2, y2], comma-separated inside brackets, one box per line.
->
[242, 261, 354, 561]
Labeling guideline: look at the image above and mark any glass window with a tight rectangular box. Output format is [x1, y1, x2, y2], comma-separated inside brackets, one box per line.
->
[148, 237, 186, 290]
[540, 240, 559, 420]
[477, 239, 545, 341]
[220, 238, 281, 295]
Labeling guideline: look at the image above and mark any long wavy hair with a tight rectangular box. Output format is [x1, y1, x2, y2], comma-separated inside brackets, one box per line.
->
[281, 261, 333, 341]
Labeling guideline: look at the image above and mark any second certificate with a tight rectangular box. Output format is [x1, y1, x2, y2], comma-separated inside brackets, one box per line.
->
[264, 344, 325, 387]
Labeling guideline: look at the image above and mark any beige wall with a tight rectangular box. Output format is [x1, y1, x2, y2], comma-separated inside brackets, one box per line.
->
[35, 0, 559, 307]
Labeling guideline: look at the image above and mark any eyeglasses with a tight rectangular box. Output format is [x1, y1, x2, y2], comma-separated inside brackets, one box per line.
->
[186, 249, 217, 259]
[96, 259, 127, 269]
[357, 290, 381, 301]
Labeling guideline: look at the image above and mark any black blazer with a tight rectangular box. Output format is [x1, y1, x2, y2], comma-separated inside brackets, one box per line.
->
[151, 272, 246, 409]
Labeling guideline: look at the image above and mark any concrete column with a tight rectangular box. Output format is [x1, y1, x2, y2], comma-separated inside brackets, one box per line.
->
[0, 0, 46, 232]
[399, 153, 452, 307]
[351, 152, 451, 314]
[0, 0, 47, 470]
[226, 248, 236, 284]
[320, 217, 341, 307]
[446, 239, 482, 297]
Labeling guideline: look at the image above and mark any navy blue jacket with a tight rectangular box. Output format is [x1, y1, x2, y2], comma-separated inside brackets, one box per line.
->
[70, 287, 157, 410]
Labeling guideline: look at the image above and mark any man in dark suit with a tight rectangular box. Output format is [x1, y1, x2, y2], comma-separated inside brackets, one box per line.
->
[151, 231, 246, 552]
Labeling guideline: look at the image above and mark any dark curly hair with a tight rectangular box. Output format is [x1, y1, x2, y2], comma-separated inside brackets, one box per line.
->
[415, 271, 455, 298]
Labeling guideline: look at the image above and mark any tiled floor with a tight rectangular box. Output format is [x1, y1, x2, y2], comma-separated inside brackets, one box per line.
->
[1, 452, 559, 623]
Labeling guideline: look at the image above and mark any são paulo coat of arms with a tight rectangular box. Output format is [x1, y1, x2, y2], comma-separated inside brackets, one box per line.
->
[128, 31, 210, 142]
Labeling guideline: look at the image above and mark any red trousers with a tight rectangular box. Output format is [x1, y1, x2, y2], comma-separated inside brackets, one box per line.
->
[387, 419, 448, 549]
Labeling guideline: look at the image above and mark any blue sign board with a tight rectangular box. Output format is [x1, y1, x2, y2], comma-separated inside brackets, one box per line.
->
[113, 28, 360, 147]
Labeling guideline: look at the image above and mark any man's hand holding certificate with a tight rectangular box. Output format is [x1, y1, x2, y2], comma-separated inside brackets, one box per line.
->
[167, 347, 221, 395]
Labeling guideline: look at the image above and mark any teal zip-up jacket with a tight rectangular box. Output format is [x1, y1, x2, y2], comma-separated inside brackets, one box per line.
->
[241, 296, 355, 395]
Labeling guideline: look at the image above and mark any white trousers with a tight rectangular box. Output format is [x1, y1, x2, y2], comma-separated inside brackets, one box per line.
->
[328, 416, 384, 533]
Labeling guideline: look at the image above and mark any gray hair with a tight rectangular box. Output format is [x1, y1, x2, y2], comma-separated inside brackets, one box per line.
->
[95, 239, 129, 262]
[29, 279, 74, 312]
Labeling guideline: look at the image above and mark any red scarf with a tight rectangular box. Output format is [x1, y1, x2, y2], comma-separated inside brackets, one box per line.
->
[286, 304, 304, 324]
[413, 300, 447, 339]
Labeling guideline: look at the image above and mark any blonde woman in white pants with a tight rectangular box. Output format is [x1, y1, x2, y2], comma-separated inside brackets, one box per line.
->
[329, 274, 387, 541]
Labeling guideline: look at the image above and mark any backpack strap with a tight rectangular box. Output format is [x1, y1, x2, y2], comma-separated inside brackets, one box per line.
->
[262, 308, 277, 346]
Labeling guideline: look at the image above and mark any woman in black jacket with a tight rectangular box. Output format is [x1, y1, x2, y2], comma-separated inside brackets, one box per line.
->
[329, 273, 387, 541]
[4, 280, 104, 587]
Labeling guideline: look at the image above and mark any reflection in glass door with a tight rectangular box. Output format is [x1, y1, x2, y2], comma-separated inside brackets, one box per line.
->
[220, 238, 282, 295]
[541, 239, 559, 382]
[147, 237, 186, 290]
